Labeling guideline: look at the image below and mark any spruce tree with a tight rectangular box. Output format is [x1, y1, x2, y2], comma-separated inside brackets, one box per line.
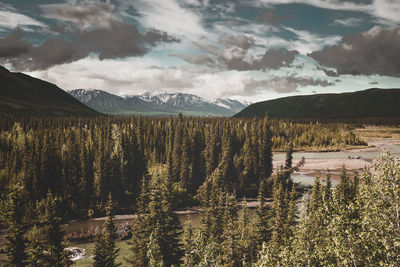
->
[127, 172, 183, 266]
[37, 192, 71, 267]
[26, 225, 45, 267]
[179, 129, 192, 191]
[147, 227, 165, 267]
[182, 214, 196, 267]
[93, 194, 120, 267]
[221, 192, 240, 266]
[255, 177, 271, 248]
[1, 183, 27, 267]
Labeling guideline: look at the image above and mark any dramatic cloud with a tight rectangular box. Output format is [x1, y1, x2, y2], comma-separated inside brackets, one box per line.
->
[81, 21, 178, 60]
[252, 49, 299, 70]
[0, 33, 30, 58]
[0, 0, 178, 71]
[176, 36, 299, 71]
[1, 0, 400, 101]
[244, 76, 334, 94]
[0, 34, 87, 70]
[0, 22, 177, 71]
[309, 26, 400, 76]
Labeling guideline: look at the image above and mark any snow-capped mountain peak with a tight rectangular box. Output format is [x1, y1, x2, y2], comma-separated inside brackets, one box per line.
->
[69, 89, 248, 116]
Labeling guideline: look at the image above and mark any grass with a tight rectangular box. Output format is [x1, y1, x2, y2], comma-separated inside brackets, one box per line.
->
[354, 126, 400, 141]
[72, 241, 131, 266]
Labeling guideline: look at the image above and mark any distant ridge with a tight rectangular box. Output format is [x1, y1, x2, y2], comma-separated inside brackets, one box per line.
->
[234, 88, 400, 119]
[69, 89, 247, 116]
[0, 66, 99, 117]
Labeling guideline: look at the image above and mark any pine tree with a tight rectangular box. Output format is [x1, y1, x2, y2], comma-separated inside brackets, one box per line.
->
[26, 225, 45, 267]
[182, 214, 196, 267]
[238, 198, 257, 265]
[147, 227, 165, 267]
[126, 175, 151, 266]
[222, 192, 240, 266]
[191, 130, 205, 195]
[127, 172, 183, 266]
[1, 183, 27, 267]
[284, 142, 293, 170]
[37, 192, 71, 267]
[171, 123, 183, 182]
[259, 115, 273, 180]
[179, 129, 192, 191]
[93, 194, 120, 267]
[255, 177, 271, 248]
[357, 152, 400, 265]
[219, 134, 237, 191]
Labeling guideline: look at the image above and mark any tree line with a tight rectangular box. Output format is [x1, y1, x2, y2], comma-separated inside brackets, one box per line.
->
[0, 113, 398, 266]
[0, 116, 365, 218]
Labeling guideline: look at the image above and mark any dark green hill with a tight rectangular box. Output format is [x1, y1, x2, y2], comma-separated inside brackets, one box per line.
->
[0, 66, 99, 117]
[234, 88, 400, 120]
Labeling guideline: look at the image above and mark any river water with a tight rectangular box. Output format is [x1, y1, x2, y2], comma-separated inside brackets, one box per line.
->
[277, 141, 400, 188]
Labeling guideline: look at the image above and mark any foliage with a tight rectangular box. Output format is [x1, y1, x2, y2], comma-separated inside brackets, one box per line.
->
[93, 194, 120, 267]
[258, 152, 400, 266]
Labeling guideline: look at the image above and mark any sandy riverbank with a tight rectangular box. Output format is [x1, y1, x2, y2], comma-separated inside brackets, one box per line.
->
[275, 158, 370, 173]
[274, 138, 400, 176]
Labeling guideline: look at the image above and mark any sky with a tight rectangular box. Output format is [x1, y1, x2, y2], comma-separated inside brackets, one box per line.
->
[0, 0, 399, 102]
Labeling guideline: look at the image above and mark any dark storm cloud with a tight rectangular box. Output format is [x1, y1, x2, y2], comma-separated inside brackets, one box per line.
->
[22, 39, 87, 70]
[0, 34, 87, 71]
[256, 10, 289, 25]
[254, 49, 298, 70]
[309, 26, 400, 77]
[81, 21, 178, 60]
[244, 76, 334, 94]
[0, 32, 30, 58]
[0, 23, 177, 70]
[217, 48, 298, 71]
[0, 0, 178, 70]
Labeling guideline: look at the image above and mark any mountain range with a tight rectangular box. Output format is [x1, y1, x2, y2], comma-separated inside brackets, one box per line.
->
[69, 89, 247, 116]
[0, 66, 98, 117]
[234, 88, 400, 120]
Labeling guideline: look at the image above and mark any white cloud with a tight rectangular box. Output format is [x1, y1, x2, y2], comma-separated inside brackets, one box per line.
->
[41, 0, 117, 30]
[253, 0, 372, 12]
[0, 10, 46, 31]
[283, 26, 342, 54]
[372, 0, 400, 24]
[332, 17, 363, 27]
[254, 0, 400, 25]
[128, 0, 208, 39]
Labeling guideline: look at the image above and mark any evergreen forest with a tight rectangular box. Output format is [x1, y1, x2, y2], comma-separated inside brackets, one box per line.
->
[1, 115, 398, 266]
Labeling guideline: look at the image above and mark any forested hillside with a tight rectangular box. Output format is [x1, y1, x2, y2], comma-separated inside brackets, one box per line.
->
[235, 88, 400, 120]
[0, 67, 99, 117]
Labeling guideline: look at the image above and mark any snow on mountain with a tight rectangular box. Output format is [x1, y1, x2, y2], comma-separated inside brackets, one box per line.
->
[69, 89, 248, 116]
[137, 91, 208, 106]
[214, 98, 247, 113]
